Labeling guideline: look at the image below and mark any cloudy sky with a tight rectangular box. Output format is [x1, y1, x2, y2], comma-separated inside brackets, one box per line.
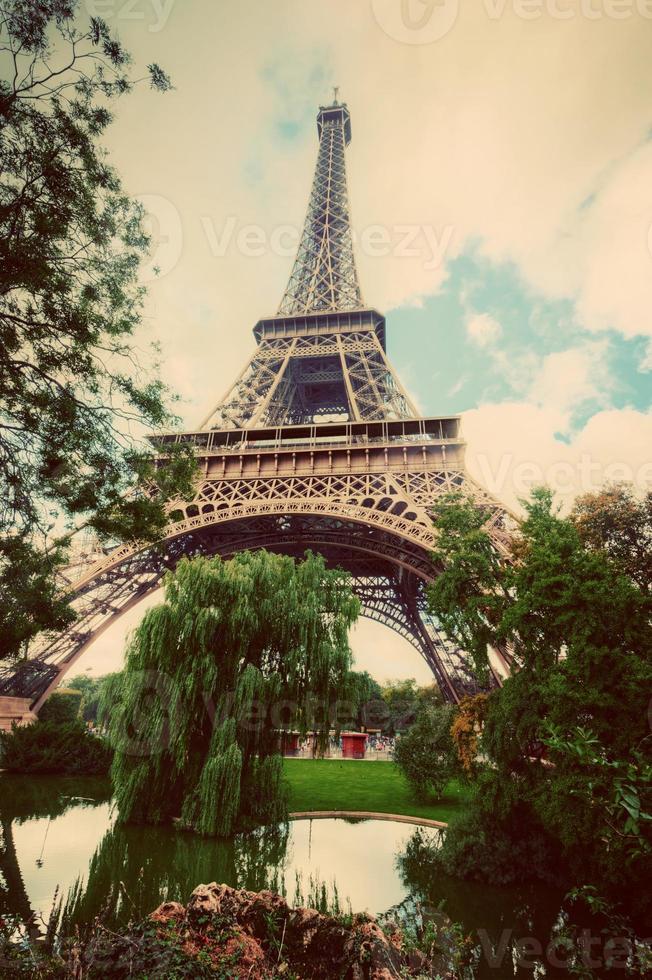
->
[75, 0, 651, 683]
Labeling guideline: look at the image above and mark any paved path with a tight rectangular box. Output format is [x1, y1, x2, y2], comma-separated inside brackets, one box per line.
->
[289, 810, 447, 828]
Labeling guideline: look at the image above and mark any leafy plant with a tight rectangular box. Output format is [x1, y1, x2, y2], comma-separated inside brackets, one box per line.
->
[543, 723, 652, 861]
[0, 720, 112, 774]
[394, 705, 459, 801]
[38, 689, 83, 724]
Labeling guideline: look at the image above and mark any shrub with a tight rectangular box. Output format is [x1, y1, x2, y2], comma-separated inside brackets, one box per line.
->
[393, 704, 459, 801]
[39, 688, 83, 724]
[432, 770, 562, 887]
[0, 720, 112, 775]
[450, 693, 488, 776]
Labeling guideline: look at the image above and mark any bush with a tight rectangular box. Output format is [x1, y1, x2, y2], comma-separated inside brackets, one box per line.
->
[433, 770, 562, 887]
[39, 688, 83, 724]
[393, 704, 459, 801]
[0, 720, 113, 775]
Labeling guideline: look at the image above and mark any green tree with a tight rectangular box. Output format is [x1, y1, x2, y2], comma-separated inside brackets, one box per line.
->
[67, 672, 118, 723]
[348, 669, 383, 706]
[0, 534, 75, 653]
[393, 704, 458, 801]
[38, 687, 82, 723]
[339, 669, 382, 729]
[65, 674, 98, 701]
[428, 493, 509, 684]
[570, 483, 652, 594]
[0, 1, 195, 658]
[377, 678, 443, 733]
[379, 678, 419, 733]
[0, 720, 112, 774]
[103, 550, 359, 837]
[427, 488, 652, 923]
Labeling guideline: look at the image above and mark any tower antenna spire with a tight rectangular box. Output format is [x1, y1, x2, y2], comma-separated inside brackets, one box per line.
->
[333, 85, 339, 104]
[278, 98, 359, 315]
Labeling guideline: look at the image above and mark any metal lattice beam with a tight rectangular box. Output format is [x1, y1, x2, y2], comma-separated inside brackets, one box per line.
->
[279, 103, 362, 316]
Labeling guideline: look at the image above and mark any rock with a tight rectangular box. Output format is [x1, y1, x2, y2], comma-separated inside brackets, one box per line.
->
[149, 901, 185, 924]
[342, 919, 406, 979]
[187, 881, 223, 916]
[85, 883, 442, 978]
[221, 927, 267, 975]
[288, 906, 322, 948]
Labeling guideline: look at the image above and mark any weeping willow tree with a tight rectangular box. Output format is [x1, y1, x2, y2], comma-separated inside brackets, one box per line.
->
[102, 550, 359, 837]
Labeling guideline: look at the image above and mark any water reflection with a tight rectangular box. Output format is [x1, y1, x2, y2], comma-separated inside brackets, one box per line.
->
[0, 775, 569, 978]
[1, 775, 417, 932]
[0, 776, 112, 937]
[61, 817, 421, 929]
[396, 828, 568, 980]
[65, 821, 291, 928]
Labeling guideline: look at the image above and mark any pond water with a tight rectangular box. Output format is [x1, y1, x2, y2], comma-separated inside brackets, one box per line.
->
[0, 774, 570, 978]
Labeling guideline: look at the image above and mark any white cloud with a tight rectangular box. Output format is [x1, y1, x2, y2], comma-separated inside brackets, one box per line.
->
[568, 141, 652, 340]
[641, 342, 652, 373]
[527, 340, 613, 430]
[466, 313, 502, 347]
[464, 403, 652, 513]
[96, 1, 652, 428]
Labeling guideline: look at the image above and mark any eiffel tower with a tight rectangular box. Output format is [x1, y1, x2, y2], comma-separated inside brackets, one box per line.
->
[0, 97, 513, 718]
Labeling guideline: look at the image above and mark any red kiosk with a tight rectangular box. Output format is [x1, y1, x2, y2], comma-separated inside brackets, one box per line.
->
[280, 731, 301, 756]
[341, 731, 367, 759]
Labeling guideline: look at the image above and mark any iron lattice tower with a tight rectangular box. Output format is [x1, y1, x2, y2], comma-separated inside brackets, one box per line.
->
[0, 99, 513, 710]
[279, 103, 361, 316]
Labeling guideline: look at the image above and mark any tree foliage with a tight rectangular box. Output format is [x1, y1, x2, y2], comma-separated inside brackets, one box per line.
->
[543, 723, 652, 864]
[393, 704, 459, 801]
[450, 693, 488, 776]
[67, 671, 118, 722]
[377, 678, 443, 734]
[38, 686, 82, 724]
[0, 0, 195, 657]
[570, 483, 652, 593]
[0, 533, 75, 652]
[427, 487, 652, 924]
[0, 720, 112, 774]
[336, 669, 382, 730]
[428, 494, 510, 683]
[102, 550, 360, 837]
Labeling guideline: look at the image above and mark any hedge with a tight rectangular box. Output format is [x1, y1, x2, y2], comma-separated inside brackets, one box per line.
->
[0, 720, 112, 775]
[38, 688, 83, 724]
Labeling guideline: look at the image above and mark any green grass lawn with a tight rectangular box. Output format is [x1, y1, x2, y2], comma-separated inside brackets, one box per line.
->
[283, 758, 470, 824]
